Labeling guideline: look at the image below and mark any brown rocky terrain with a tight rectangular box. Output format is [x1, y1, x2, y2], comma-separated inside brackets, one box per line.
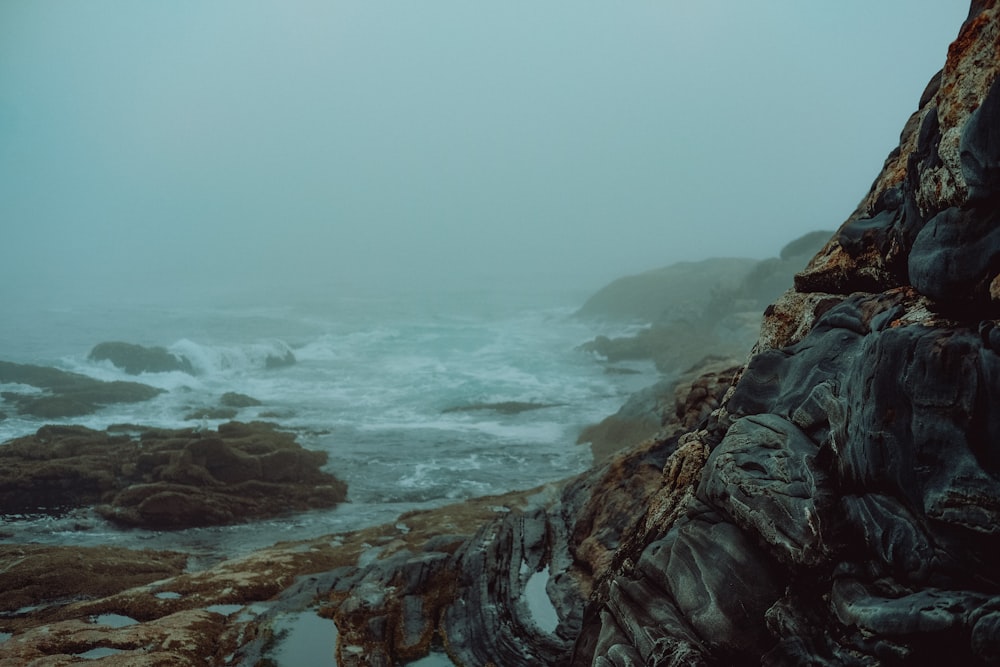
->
[0, 361, 163, 419]
[0, 421, 346, 529]
[2, 3, 999, 665]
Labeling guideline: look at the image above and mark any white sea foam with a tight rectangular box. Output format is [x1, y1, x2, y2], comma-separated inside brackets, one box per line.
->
[169, 338, 296, 375]
[1, 294, 656, 558]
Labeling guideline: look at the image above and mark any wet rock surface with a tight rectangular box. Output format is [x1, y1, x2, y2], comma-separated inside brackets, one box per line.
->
[2, 5, 998, 666]
[0, 360, 163, 418]
[578, 356, 739, 461]
[0, 367, 723, 665]
[0, 421, 346, 528]
[88, 341, 195, 375]
[577, 3, 1000, 664]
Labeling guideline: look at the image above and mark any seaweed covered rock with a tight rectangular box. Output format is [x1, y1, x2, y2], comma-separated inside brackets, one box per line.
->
[0, 421, 346, 528]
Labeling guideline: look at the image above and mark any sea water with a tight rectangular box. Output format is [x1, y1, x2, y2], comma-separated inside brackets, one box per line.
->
[0, 287, 656, 559]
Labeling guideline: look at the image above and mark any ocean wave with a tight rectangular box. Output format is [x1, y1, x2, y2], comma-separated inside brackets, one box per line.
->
[168, 338, 296, 375]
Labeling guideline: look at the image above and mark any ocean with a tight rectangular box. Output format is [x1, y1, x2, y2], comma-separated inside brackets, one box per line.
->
[0, 287, 657, 562]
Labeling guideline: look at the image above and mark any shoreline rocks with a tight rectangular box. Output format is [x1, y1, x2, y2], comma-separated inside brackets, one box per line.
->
[0, 421, 346, 529]
[0, 360, 163, 419]
[577, 3, 1000, 664]
[577, 356, 739, 461]
[1, 5, 996, 665]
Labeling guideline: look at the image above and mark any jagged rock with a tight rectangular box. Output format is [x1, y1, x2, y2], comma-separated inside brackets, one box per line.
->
[576, 377, 675, 459]
[0, 610, 230, 666]
[4, 6, 998, 666]
[88, 341, 194, 375]
[0, 421, 346, 528]
[699, 413, 832, 567]
[577, 357, 738, 460]
[0, 353, 732, 665]
[0, 360, 163, 418]
[579, 4, 1000, 664]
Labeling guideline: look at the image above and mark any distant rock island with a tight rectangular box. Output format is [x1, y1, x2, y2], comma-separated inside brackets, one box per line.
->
[2, 3, 1000, 665]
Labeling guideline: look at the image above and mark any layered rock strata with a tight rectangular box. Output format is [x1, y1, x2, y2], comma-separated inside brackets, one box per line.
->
[575, 3, 1000, 664]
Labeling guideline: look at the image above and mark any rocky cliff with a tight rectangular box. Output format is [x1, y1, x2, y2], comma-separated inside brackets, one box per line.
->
[1, 5, 997, 665]
[574, 3, 1000, 664]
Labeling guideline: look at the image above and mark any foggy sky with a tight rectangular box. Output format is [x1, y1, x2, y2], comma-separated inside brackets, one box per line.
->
[0, 2, 969, 306]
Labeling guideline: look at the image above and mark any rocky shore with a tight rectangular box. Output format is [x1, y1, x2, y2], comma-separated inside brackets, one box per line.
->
[2, 3, 999, 665]
[0, 421, 346, 529]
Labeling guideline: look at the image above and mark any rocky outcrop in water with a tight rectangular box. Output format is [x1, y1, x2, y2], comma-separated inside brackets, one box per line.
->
[0, 361, 732, 665]
[0, 421, 346, 528]
[88, 339, 296, 375]
[88, 341, 195, 375]
[574, 4, 1000, 664]
[0, 361, 163, 418]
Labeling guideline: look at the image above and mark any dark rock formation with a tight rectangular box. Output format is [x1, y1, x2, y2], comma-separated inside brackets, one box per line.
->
[0, 421, 346, 528]
[0, 344, 752, 664]
[88, 341, 194, 375]
[578, 356, 739, 460]
[2, 7, 996, 667]
[0, 360, 163, 418]
[575, 4, 1000, 664]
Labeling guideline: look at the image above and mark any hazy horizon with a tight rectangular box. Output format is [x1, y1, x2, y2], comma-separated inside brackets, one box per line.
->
[0, 2, 969, 307]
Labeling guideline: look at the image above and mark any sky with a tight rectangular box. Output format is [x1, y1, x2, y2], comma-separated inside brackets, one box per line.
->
[0, 1, 971, 306]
